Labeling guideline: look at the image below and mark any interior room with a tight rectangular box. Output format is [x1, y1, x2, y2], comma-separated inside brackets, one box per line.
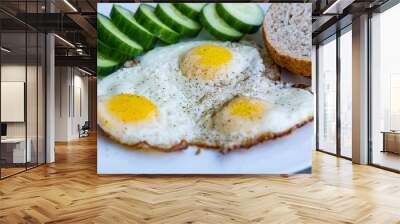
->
[0, 0, 400, 223]
[0, 0, 97, 179]
[314, 0, 400, 172]
[0, 23, 46, 178]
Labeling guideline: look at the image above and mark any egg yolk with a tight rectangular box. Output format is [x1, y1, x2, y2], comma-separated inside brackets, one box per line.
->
[180, 45, 233, 81]
[227, 97, 266, 120]
[190, 45, 232, 67]
[106, 94, 157, 123]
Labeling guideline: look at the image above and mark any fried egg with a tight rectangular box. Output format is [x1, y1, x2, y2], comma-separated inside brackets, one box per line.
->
[193, 77, 313, 149]
[97, 40, 313, 151]
[98, 66, 195, 149]
[180, 45, 242, 83]
[214, 96, 271, 136]
[140, 41, 270, 87]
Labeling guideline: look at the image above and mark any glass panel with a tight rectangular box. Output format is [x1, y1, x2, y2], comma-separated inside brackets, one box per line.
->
[317, 37, 337, 154]
[27, 31, 38, 169]
[26, 0, 39, 170]
[340, 28, 352, 158]
[371, 3, 400, 171]
[1, 31, 27, 177]
[0, 0, 46, 178]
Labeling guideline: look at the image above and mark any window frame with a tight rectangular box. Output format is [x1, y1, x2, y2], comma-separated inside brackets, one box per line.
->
[367, 1, 400, 173]
[315, 24, 353, 161]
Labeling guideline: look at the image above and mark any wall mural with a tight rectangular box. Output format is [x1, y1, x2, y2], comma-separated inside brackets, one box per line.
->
[96, 3, 314, 174]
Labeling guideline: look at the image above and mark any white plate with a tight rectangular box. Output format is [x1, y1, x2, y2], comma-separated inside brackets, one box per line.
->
[97, 3, 313, 174]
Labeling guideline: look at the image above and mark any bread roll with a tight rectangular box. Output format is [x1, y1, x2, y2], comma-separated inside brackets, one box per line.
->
[262, 3, 312, 77]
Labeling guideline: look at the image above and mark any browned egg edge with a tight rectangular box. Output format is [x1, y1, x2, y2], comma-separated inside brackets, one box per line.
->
[100, 116, 314, 153]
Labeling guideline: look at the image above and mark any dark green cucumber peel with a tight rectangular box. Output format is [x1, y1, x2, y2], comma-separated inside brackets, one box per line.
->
[174, 3, 206, 21]
[200, 4, 243, 42]
[97, 13, 143, 56]
[97, 40, 132, 63]
[110, 5, 157, 50]
[215, 3, 263, 34]
[134, 4, 180, 44]
[155, 3, 202, 38]
[97, 53, 120, 77]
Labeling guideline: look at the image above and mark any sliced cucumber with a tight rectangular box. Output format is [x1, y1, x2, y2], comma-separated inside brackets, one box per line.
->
[97, 53, 120, 77]
[174, 3, 206, 21]
[97, 13, 143, 57]
[200, 4, 243, 42]
[155, 3, 201, 38]
[216, 3, 263, 34]
[97, 40, 131, 63]
[111, 5, 157, 50]
[134, 4, 180, 44]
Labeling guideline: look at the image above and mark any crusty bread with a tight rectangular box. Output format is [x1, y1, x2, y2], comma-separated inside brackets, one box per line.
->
[262, 3, 312, 77]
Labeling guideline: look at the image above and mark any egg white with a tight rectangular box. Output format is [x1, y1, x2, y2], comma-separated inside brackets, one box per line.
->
[98, 66, 195, 149]
[192, 77, 314, 149]
[140, 41, 270, 125]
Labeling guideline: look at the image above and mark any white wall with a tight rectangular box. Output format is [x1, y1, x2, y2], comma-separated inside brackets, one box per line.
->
[72, 73, 89, 138]
[1, 65, 40, 138]
[54, 67, 89, 141]
[55, 66, 69, 141]
[1, 65, 26, 139]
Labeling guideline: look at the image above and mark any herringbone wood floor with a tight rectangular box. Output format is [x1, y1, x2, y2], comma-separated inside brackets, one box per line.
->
[1, 135, 400, 224]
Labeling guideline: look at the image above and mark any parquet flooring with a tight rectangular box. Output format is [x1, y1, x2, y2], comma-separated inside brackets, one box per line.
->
[1, 134, 400, 224]
[0, 167, 26, 178]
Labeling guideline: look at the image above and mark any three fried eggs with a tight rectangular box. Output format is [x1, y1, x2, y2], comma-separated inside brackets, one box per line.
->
[98, 41, 313, 150]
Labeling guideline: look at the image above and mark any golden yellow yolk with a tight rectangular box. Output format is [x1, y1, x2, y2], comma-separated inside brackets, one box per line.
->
[213, 96, 270, 135]
[180, 45, 233, 81]
[190, 45, 233, 67]
[106, 94, 157, 123]
[227, 97, 266, 120]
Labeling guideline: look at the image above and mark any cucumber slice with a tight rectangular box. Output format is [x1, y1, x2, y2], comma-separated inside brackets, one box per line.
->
[97, 53, 120, 77]
[200, 4, 243, 42]
[134, 4, 180, 44]
[111, 5, 157, 50]
[97, 39, 131, 63]
[155, 3, 201, 37]
[97, 13, 143, 57]
[175, 3, 206, 21]
[216, 3, 263, 34]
